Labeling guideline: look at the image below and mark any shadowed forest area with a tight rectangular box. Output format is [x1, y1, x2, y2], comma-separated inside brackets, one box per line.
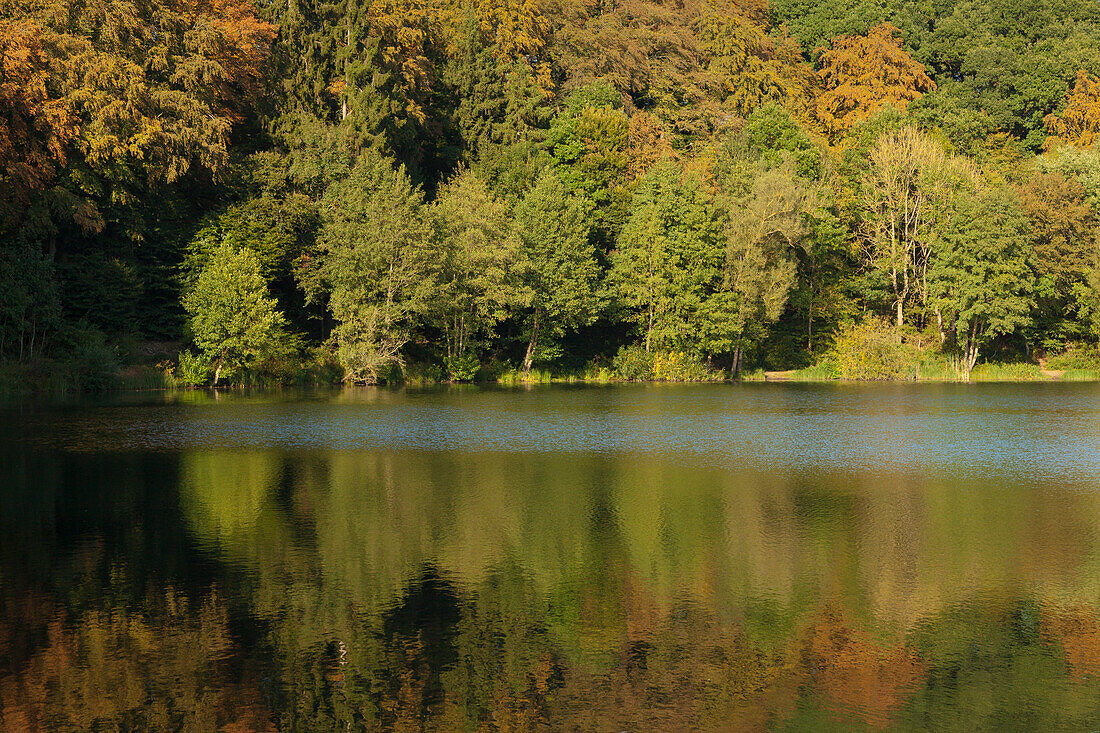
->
[8, 0, 1100, 387]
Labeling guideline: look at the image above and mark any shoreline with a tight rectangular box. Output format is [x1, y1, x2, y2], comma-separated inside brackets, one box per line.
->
[5, 362, 1100, 398]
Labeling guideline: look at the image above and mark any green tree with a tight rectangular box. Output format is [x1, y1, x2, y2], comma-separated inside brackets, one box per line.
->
[611, 161, 723, 353]
[313, 151, 432, 383]
[183, 241, 290, 385]
[930, 187, 1034, 376]
[270, 0, 435, 169]
[922, 0, 1100, 150]
[0, 238, 61, 362]
[441, 3, 551, 164]
[1016, 170, 1097, 349]
[512, 169, 600, 372]
[707, 160, 810, 374]
[725, 103, 822, 179]
[545, 85, 631, 239]
[787, 206, 855, 354]
[184, 191, 320, 332]
[428, 169, 526, 379]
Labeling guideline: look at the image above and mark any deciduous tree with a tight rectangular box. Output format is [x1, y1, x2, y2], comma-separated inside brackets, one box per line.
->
[612, 161, 722, 353]
[695, 2, 811, 118]
[816, 23, 934, 138]
[861, 126, 976, 332]
[1045, 70, 1100, 149]
[1017, 170, 1097, 346]
[313, 152, 432, 382]
[707, 160, 809, 373]
[512, 169, 599, 372]
[3, 0, 276, 235]
[545, 85, 632, 244]
[930, 187, 1033, 377]
[183, 241, 290, 385]
[428, 169, 526, 379]
[0, 18, 74, 226]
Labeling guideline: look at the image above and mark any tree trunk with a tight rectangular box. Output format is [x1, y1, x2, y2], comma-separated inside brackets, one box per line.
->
[900, 259, 910, 330]
[806, 299, 814, 351]
[342, 26, 350, 120]
[645, 303, 654, 353]
[214, 354, 224, 387]
[963, 321, 981, 380]
[523, 310, 541, 373]
[731, 341, 743, 379]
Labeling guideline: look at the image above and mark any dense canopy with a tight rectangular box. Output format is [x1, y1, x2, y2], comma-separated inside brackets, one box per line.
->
[6, 0, 1100, 385]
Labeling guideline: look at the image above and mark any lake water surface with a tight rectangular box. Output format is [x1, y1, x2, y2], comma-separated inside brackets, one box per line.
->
[3, 383, 1100, 731]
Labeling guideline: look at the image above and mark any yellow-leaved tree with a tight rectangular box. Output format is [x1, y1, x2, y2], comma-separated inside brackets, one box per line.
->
[0, 0, 276, 229]
[1045, 70, 1100, 149]
[470, 0, 552, 91]
[694, 0, 812, 118]
[815, 23, 934, 139]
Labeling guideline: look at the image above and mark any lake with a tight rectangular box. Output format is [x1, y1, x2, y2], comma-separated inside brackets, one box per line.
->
[3, 383, 1100, 731]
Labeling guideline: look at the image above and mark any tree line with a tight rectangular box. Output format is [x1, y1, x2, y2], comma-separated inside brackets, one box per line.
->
[7, 0, 1100, 384]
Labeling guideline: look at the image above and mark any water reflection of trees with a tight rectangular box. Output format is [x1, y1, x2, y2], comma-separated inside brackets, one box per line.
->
[0, 588, 275, 731]
[6, 448, 1100, 729]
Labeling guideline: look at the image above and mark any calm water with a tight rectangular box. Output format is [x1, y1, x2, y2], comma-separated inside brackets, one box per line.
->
[3, 383, 1100, 731]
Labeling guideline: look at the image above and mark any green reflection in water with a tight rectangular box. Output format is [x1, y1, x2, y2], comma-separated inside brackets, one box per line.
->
[4, 389, 1100, 731]
[180, 450, 283, 560]
[169, 449, 1100, 731]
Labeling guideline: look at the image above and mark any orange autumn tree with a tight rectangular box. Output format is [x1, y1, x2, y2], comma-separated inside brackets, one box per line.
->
[1045, 70, 1100, 149]
[1041, 605, 1100, 681]
[805, 611, 927, 729]
[815, 23, 934, 139]
[0, 591, 277, 732]
[626, 111, 673, 179]
[1, 0, 275, 222]
[0, 17, 74, 225]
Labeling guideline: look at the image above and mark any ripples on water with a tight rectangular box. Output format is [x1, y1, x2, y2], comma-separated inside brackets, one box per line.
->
[12, 383, 1100, 478]
[3, 383, 1100, 731]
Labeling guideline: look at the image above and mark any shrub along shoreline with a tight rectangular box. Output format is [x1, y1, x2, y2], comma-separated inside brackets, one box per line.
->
[5, 343, 1100, 398]
[5, 319, 1100, 398]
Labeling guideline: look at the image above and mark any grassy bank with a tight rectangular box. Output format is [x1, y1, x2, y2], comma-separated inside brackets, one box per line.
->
[774, 362, 1100, 383]
[756, 323, 1100, 384]
[9, 358, 1100, 397]
[8, 333, 1100, 398]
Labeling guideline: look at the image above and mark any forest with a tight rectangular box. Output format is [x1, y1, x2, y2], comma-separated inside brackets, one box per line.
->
[7, 0, 1100, 386]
